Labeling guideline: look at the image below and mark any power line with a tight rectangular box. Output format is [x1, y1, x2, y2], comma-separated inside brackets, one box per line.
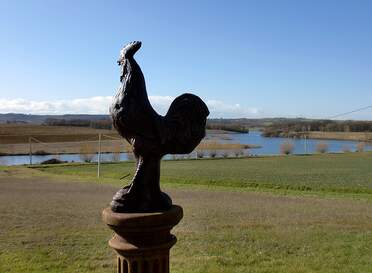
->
[327, 105, 372, 119]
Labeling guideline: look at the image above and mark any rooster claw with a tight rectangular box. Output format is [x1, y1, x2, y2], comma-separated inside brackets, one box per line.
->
[110, 185, 172, 213]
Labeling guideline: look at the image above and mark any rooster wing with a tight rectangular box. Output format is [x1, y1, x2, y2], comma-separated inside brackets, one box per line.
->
[159, 93, 209, 154]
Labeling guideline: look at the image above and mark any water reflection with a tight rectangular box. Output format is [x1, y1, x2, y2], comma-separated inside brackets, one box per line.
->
[227, 131, 372, 155]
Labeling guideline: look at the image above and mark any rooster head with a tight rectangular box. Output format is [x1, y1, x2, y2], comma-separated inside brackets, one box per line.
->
[117, 41, 142, 65]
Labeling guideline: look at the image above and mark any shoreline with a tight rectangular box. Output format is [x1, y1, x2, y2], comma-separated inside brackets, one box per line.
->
[262, 131, 372, 142]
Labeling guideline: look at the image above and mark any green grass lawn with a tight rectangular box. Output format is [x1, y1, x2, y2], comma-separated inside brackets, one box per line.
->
[35, 152, 372, 194]
[1, 153, 371, 272]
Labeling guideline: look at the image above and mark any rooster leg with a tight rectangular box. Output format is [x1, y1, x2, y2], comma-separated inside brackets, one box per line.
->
[110, 155, 172, 212]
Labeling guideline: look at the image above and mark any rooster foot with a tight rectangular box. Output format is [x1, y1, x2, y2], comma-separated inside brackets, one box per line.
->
[110, 185, 172, 213]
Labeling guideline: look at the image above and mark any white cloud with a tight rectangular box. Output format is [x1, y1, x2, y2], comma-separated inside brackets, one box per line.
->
[0, 97, 113, 115]
[206, 100, 259, 118]
[148, 96, 174, 114]
[0, 96, 259, 118]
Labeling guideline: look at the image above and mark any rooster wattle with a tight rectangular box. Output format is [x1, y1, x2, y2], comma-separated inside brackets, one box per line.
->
[110, 41, 209, 212]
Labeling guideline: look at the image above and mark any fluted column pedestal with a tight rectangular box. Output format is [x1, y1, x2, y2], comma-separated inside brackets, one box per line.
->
[102, 205, 183, 273]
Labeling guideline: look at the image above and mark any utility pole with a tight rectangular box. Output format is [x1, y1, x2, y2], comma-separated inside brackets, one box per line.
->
[29, 137, 32, 165]
[97, 133, 102, 178]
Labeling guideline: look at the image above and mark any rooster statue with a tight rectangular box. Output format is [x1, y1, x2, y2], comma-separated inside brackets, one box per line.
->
[110, 41, 209, 212]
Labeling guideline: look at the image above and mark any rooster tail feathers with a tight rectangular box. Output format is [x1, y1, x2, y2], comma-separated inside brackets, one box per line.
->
[161, 93, 209, 154]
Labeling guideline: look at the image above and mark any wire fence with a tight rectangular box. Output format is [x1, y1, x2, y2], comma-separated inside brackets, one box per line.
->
[0, 134, 244, 177]
[1, 132, 370, 176]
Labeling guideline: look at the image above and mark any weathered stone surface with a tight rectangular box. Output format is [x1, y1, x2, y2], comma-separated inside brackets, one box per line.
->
[102, 205, 183, 273]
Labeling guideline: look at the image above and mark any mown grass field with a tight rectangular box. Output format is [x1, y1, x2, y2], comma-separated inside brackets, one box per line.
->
[0, 124, 125, 155]
[36, 153, 372, 195]
[0, 124, 117, 144]
[0, 153, 371, 273]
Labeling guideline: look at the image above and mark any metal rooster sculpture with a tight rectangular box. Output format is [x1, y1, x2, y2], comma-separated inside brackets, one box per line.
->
[110, 41, 209, 213]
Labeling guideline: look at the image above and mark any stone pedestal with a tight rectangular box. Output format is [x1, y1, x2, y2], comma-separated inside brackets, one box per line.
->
[102, 205, 183, 273]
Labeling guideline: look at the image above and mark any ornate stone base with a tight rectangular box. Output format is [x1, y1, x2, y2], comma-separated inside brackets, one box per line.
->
[102, 205, 183, 273]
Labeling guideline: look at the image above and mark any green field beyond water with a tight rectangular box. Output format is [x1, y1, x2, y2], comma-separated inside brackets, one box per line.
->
[37, 153, 372, 195]
[0, 153, 371, 273]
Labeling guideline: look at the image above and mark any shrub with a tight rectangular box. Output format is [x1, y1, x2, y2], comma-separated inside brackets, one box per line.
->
[197, 150, 205, 159]
[356, 142, 365, 152]
[111, 141, 122, 162]
[0, 157, 7, 165]
[342, 145, 351, 153]
[41, 158, 66, 164]
[280, 141, 294, 155]
[79, 143, 95, 162]
[209, 150, 217, 158]
[34, 150, 49, 155]
[222, 151, 229, 158]
[126, 151, 135, 161]
[233, 149, 240, 157]
[316, 142, 328, 153]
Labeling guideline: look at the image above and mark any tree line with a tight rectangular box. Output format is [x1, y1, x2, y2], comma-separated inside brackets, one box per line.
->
[44, 118, 112, 130]
[42, 117, 372, 135]
[262, 120, 372, 137]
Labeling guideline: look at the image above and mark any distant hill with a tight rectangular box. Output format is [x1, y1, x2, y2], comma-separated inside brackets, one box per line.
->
[206, 117, 312, 131]
[0, 113, 312, 126]
[0, 113, 110, 124]
[1, 114, 371, 134]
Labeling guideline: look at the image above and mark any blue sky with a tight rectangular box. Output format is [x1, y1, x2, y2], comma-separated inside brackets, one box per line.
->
[0, 0, 371, 119]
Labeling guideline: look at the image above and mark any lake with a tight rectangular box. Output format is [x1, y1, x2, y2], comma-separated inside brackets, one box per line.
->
[0, 130, 370, 166]
[227, 130, 372, 155]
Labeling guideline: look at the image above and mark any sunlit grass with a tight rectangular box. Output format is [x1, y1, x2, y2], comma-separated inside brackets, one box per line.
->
[0, 174, 371, 273]
[35, 152, 372, 195]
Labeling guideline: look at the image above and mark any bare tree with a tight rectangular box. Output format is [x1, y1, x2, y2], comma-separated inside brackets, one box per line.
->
[209, 150, 217, 158]
[356, 142, 365, 152]
[111, 141, 122, 162]
[280, 141, 294, 155]
[79, 142, 95, 162]
[342, 145, 351, 153]
[316, 142, 329, 154]
[196, 150, 205, 158]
